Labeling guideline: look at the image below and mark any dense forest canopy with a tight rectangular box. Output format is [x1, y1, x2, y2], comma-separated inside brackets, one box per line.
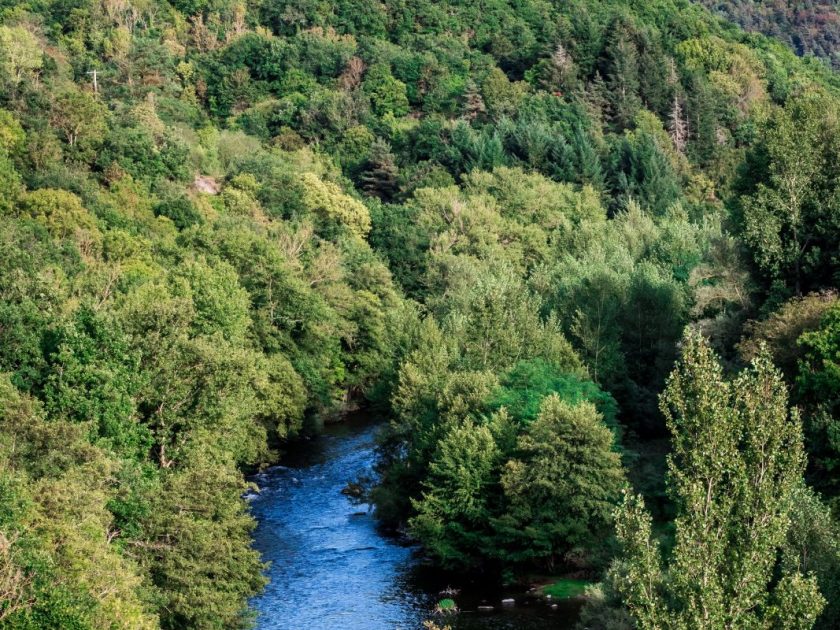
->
[1, 0, 840, 628]
[696, 0, 840, 68]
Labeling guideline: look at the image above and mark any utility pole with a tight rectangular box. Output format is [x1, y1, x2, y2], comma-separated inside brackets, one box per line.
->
[86, 69, 98, 94]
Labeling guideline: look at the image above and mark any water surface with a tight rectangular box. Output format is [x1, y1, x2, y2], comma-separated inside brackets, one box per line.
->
[249, 414, 581, 629]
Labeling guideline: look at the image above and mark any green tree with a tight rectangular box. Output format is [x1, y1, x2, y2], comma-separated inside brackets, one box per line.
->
[409, 419, 501, 570]
[783, 483, 840, 629]
[797, 303, 840, 499]
[738, 292, 839, 380]
[20, 189, 101, 244]
[496, 396, 625, 568]
[49, 89, 107, 160]
[740, 92, 840, 297]
[487, 358, 618, 429]
[481, 67, 527, 120]
[298, 172, 372, 237]
[0, 109, 25, 155]
[541, 43, 579, 94]
[360, 137, 399, 200]
[0, 376, 158, 629]
[363, 64, 409, 117]
[138, 453, 267, 630]
[371, 318, 459, 524]
[605, 27, 642, 130]
[0, 26, 42, 93]
[42, 306, 150, 460]
[0, 150, 23, 215]
[613, 331, 825, 629]
[608, 129, 683, 216]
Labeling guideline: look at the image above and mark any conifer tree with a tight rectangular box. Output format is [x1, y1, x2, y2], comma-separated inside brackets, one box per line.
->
[669, 95, 688, 153]
[544, 42, 578, 94]
[497, 396, 625, 567]
[584, 71, 610, 125]
[606, 31, 642, 130]
[462, 79, 486, 121]
[360, 138, 399, 201]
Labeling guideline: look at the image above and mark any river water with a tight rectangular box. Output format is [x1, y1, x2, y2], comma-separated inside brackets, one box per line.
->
[249, 414, 582, 630]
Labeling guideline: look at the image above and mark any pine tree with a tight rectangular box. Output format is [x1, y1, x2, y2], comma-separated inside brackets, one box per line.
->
[544, 42, 577, 94]
[572, 123, 604, 188]
[606, 33, 642, 130]
[669, 95, 688, 153]
[360, 138, 399, 200]
[584, 71, 610, 125]
[462, 79, 486, 121]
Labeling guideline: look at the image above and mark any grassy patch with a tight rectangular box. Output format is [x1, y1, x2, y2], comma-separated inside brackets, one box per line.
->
[435, 599, 458, 615]
[541, 579, 590, 598]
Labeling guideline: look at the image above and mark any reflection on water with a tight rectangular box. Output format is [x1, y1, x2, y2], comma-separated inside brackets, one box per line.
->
[249, 414, 581, 630]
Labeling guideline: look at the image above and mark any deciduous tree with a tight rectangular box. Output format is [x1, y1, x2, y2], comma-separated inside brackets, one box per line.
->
[614, 331, 824, 629]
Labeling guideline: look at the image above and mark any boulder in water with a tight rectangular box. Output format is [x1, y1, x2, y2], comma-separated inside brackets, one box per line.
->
[341, 482, 365, 498]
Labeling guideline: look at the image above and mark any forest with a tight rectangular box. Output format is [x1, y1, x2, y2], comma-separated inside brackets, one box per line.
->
[697, 0, 840, 69]
[1, 0, 840, 628]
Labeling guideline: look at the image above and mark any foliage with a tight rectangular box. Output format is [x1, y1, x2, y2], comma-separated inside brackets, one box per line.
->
[436, 598, 457, 612]
[496, 396, 625, 566]
[797, 304, 840, 500]
[574, 580, 635, 630]
[739, 291, 838, 378]
[783, 482, 840, 628]
[0, 25, 41, 91]
[613, 331, 824, 629]
[298, 172, 372, 237]
[1, 0, 840, 626]
[364, 64, 409, 117]
[409, 419, 501, 569]
[488, 359, 619, 430]
[695, 0, 840, 68]
[739, 90, 840, 299]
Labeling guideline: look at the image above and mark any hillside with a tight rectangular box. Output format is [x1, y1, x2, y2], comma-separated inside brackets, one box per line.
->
[1, 1, 840, 628]
[697, 0, 840, 68]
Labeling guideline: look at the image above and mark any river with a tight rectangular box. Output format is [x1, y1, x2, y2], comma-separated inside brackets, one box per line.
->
[248, 413, 582, 630]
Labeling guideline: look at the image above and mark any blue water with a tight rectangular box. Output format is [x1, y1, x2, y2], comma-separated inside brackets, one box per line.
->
[249, 415, 581, 630]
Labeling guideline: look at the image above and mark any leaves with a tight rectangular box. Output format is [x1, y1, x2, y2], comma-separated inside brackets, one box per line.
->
[613, 331, 824, 629]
